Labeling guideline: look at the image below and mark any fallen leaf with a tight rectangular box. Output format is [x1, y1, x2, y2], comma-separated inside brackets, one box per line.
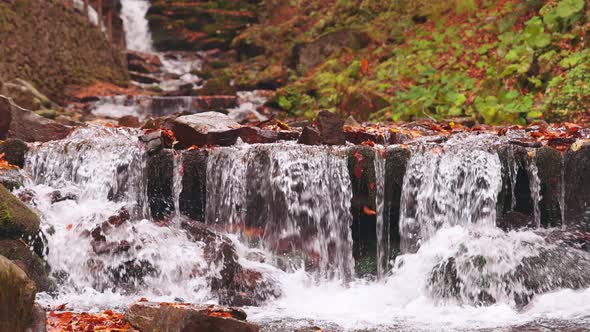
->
[363, 206, 376, 216]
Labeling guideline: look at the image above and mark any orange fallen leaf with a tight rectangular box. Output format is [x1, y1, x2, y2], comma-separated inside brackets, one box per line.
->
[66, 224, 73, 231]
[363, 206, 376, 216]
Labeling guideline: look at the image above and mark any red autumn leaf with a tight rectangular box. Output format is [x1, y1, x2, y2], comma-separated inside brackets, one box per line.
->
[360, 59, 370, 75]
[66, 224, 73, 231]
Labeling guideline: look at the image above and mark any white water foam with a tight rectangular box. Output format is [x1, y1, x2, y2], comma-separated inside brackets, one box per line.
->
[120, 0, 154, 52]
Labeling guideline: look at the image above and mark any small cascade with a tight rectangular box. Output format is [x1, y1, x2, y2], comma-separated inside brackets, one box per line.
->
[206, 144, 355, 280]
[205, 146, 249, 228]
[91, 96, 209, 120]
[399, 135, 503, 253]
[172, 152, 184, 215]
[23, 127, 215, 309]
[26, 126, 148, 217]
[374, 148, 387, 279]
[120, 0, 154, 52]
[72, 0, 104, 30]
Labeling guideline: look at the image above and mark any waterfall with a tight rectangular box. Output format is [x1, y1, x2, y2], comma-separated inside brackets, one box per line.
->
[399, 135, 503, 253]
[120, 0, 154, 52]
[17, 127, 590, 330]
[24, 127, 214, 309]
[206, 144, 355, 280]
[374, 148, 387, 279]
[526, 159, 541, 228]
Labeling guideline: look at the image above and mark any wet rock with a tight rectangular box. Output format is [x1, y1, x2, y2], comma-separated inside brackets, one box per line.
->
[388, 130, 413, 145]
[0, 169, 26, 191]
[0, 255, 36, 332]
[179, 149, 208, 221]
[1, 79, 54, 111]
[147, 149, 175, 220]
[277, 130, 301, 141]
[0, 95, 71, 142]
[344, 129, 385, 145]
[0, 239, 51, 292]
[216, 268, 281, 307]
[182, 220, 240, 290]
[316, 110, 345, 145]
[107, 207, 131, 227]
[0, 139, 28, 168]
[139, 129, 175, 155]
[564, 141, 590, 231]
[508, 138, 543, 148]
[534, 147, 563, 228]
[129, 71, 160, 84]
[124, 302, 259, 332]
[118, 115, 140, 128]
[166, 112, 241, 149]
[182, 220, 279, 306]
[91, 240, 131, 256]
[428, 244, 590, 307]
[496, 145, 538, 230]
[49, 190, 78, 204]
[293, 30, 371, 71]
[496, 211, 535, 231]
[29, 303, 46, 332]
[297, 127, 321, 146]
[0, 184, 43, 254]
[107, 259, 157, 291]
[126, 51, 162, 74]
[238, 127, 279, 144]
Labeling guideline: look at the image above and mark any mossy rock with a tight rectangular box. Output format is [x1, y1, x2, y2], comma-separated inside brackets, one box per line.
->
[0, 239, 51, 292]
[0, 138, 28, 168]
[0, 184, 40, 241]
[0, 255, 36, 332]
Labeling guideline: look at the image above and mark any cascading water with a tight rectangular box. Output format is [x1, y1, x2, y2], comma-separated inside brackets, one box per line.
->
[399, 135, 503, 253]
[206, 144, 355, 281]
[14, 127, 590, 330]
[374, 148, 387, 279]
[23, 127, 221, 310]
[120, 0, 154, 52]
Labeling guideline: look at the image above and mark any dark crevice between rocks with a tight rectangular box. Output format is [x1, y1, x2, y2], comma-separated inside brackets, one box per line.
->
[383, 146, 410, 270]
[347, 147, 377, 277]
[179, 149, 208, 222]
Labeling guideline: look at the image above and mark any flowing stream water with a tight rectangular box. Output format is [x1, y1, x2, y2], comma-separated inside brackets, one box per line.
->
[18, 2, 590, 331]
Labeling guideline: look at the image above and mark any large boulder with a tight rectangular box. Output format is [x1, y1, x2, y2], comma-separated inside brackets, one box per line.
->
[428, 233, 590, 308]
[165, 112, 241, 149]
[0, 95, 71, 142]
[125, 302, 259, 332]
[0, 240, 51, 292]
[182, 220, 280, 306]
[0, 255, 36, 332]
[0, 184, 41, 244]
